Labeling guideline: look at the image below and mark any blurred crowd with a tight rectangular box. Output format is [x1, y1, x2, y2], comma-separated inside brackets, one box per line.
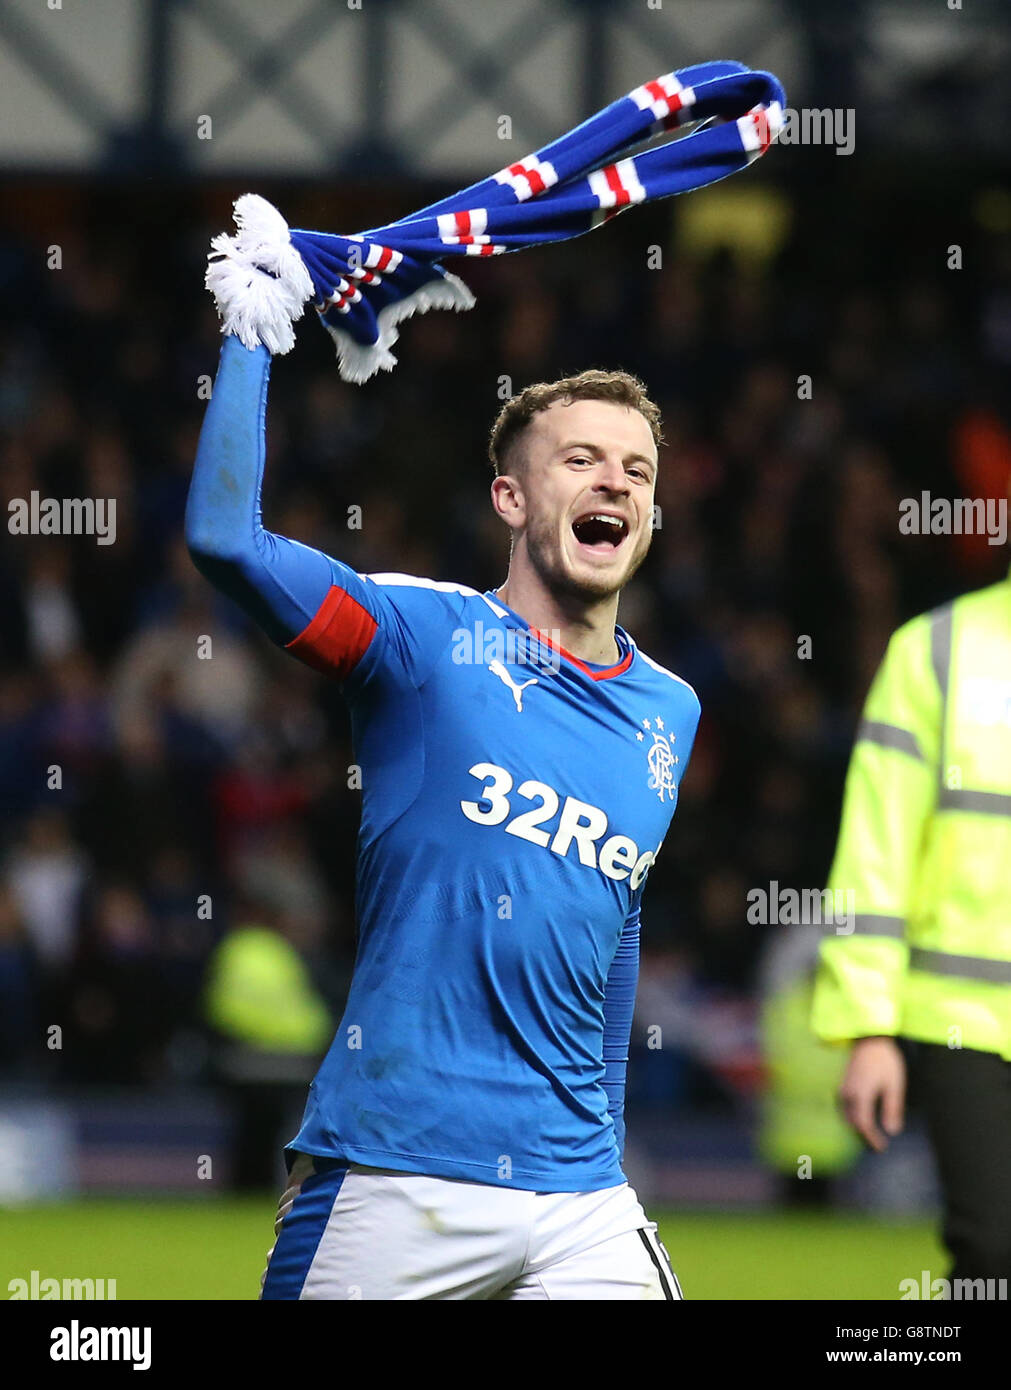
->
[1, 178, 1009, 1130]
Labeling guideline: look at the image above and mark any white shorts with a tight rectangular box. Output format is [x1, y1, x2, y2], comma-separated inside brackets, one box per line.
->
[260, 1154, 683, 1300]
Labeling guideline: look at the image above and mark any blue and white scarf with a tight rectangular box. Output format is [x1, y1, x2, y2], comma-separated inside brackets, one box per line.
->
[207, 60, 785, 383]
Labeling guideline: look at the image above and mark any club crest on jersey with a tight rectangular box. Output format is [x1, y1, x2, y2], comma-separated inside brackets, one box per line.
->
[635, 716, 679, 801]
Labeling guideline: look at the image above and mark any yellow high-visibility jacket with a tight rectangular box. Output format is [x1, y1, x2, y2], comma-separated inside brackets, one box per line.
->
[204, 924, 332, 1054]
[760, 970, 864, 1175]
[812, 567, 1011, 1061]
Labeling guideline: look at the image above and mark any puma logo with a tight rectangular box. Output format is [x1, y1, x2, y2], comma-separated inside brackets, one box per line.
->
[488, 659, 538, 713]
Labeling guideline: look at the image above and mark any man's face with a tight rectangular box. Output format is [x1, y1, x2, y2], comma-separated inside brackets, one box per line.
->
[500, 398, 658, 602]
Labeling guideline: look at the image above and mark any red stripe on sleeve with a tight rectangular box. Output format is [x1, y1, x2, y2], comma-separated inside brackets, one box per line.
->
[285, 584, 378, 678]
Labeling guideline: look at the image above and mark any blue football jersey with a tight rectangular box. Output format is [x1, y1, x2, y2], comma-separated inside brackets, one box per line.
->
[286, 569, 701, 1191]
[186, 337, 702, 1194]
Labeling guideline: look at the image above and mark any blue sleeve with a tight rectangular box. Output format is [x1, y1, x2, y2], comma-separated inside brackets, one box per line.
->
[185, 334, 334, 646]
[185, 334, 466, 688]
[601, 902, 640, 1164]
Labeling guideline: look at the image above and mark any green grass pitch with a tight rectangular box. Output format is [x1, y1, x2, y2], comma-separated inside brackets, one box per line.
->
[1, 1200, 945, 1300]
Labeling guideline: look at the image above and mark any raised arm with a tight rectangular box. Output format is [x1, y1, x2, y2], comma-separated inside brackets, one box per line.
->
[185, 333, 333, 647]
[187, 333, 461, 694]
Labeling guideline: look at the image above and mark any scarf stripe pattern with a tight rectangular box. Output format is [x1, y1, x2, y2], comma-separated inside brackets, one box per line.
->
[207, 60, 785, 382]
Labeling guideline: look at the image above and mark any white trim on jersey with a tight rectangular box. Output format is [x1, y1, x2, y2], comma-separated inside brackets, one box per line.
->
[479, 593, 510, 619]
[638, 648, 699, 697]
[364, 572, 483, 595]
[363, 572, 511, 620]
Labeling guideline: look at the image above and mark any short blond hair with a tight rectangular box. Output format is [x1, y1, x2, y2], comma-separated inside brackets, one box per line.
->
[488, 369, 663, 475]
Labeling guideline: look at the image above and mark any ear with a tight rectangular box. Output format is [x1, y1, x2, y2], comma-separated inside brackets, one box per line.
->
[490, 473, 526, 533]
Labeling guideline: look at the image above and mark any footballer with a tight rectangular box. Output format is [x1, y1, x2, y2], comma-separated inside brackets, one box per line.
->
[186, 330, 700, 1299]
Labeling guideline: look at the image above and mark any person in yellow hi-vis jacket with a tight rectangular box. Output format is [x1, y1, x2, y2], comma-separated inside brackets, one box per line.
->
[812, 563, 1011, 1286]
[205, 914, 333, 1190]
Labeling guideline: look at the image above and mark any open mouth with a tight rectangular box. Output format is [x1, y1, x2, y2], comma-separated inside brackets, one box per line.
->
[571, 512, 630, 553]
